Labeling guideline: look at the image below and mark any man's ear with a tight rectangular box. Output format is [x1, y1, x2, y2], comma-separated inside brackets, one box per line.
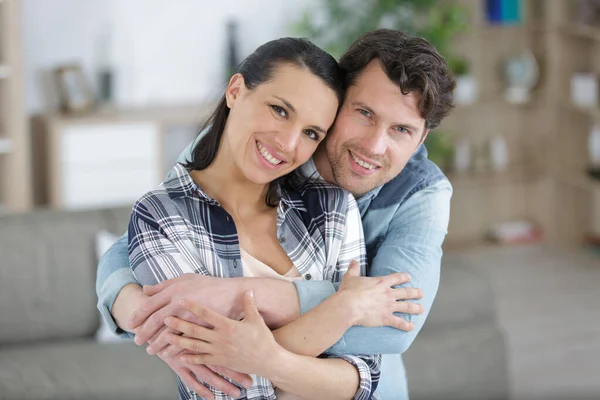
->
[419, 129, 430, 146]
[225, 73, 244, 108]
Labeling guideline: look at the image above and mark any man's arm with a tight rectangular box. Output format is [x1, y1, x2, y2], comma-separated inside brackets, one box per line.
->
[290, 180, 452, 355]
[96, 233, 139, 337]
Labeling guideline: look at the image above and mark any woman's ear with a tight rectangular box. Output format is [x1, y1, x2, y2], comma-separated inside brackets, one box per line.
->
[225, 73, 244, 109]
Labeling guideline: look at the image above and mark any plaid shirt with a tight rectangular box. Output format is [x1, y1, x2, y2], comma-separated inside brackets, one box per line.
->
[128, 163, 380, 400]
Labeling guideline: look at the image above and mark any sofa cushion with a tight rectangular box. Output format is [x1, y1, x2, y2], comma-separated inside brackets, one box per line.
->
[422, 258, 497, 331]
[0, 339, 176, 400]
[0, 209, 109, 344]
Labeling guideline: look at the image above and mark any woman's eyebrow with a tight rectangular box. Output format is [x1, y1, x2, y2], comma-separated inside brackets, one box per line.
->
[274, 96, 296, 113]
[274, 96, 326, 135]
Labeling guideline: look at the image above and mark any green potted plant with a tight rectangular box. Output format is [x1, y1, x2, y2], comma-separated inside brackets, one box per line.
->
[448, 56, 478, 105]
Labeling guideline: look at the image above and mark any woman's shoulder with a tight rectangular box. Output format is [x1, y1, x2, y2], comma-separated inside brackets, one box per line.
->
[285, 172, 354, 214]
[132, 164, 198, 218]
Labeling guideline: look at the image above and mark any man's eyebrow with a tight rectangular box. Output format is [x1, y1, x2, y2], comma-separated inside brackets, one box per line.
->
[275, 96, 327, 135]
[274, 96, 296, 114]
[353, 101, 422, 133]
[352, 102, 377, 117]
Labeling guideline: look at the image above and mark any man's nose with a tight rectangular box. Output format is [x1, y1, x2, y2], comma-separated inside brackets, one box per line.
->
[274, 127, 302, 152]
[360, 127, 387, 155]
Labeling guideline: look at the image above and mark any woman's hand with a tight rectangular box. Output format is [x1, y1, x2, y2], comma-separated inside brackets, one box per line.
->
[165, 291, 284, 377]
[338, 260, 425, 331]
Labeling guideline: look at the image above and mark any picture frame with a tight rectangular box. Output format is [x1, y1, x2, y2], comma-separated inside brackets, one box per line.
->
[54, 65, 94, 114]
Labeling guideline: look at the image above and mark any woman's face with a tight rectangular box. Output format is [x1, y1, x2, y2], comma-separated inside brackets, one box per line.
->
[223, 63, 339, 185]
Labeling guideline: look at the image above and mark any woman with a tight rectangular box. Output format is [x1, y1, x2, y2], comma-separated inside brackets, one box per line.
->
[128, 37, 407, 400]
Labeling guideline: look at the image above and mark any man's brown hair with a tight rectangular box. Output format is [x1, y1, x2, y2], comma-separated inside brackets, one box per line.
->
[340, 29, 455, 130]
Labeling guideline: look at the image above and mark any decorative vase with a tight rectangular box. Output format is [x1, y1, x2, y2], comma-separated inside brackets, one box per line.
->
[454, 75, 478, 106]
[489, 135, 509, 172]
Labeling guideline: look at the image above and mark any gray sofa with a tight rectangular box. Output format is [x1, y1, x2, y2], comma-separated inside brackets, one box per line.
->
[0, 207, 509, 399]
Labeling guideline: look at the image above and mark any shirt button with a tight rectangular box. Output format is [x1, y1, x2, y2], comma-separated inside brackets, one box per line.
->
[233, 259, 237, 268]
[278, 236, 286, 244]
[226, 216, 231, 222]
[305, 274, 312, 280]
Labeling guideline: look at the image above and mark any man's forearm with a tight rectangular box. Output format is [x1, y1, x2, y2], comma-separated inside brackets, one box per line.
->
[112, 283, 145, 333]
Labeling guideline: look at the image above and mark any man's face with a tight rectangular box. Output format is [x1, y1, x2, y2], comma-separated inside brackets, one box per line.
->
[319, 60, 429, 197]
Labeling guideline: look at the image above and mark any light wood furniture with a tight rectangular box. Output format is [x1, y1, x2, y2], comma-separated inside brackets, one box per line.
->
[443, 0, 600, 248]
[32, 105, 212, 210]
[0, 0, 32, 212]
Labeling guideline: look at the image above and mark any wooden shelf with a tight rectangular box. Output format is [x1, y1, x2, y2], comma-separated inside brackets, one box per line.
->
[447, 167, 540, 188]
[567, 103, 600, 120]
[561, 23, 600, 42]
[553, 172, 600, 192]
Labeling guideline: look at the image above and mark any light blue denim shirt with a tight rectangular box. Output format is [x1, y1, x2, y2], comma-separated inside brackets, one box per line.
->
[96, 135, 452, 400]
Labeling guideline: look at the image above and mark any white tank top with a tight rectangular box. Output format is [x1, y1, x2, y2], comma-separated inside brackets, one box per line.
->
[239, 248, 303, 400]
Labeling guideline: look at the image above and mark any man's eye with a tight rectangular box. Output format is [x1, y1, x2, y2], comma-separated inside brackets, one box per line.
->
[396, 126, 409, 134]
[271, 105, 287, 118]
[358, 109, 371, 117]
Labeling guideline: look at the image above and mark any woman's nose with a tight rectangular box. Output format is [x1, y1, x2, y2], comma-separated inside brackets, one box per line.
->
[274, 128, 302, 152]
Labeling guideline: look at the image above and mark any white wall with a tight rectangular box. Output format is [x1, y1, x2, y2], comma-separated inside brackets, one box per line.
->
[22, 0, 306, 113]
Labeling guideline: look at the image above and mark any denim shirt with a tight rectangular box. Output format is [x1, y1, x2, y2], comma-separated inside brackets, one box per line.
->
[96, 137, 452, 400]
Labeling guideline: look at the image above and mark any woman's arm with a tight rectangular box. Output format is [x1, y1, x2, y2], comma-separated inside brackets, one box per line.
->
[268, 192, 422, 358]
[167, 294, 380, 400]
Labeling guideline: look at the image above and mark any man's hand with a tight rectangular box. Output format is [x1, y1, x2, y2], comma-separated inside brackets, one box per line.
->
[129, 274, 244, 348]
[338, 261, 424, 330]
[165, 292, 283, 378]
[157, 348, 252, 400]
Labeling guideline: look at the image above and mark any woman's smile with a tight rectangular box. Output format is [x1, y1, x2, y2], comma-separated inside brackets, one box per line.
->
[255, 140, 288, 170]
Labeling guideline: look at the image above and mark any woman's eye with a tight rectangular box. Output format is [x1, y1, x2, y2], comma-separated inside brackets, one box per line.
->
[304, 129, 319, 141]
[358, 109, 371, 117]
[271, 105, 287, 118]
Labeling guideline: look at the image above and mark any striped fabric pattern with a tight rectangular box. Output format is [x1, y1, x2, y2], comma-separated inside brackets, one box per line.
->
[128, 163, 380, 400]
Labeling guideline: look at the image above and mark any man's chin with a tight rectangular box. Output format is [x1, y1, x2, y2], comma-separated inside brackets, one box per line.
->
[338, 175, 380, 198]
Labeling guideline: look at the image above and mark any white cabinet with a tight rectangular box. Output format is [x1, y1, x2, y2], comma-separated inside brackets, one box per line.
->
[33, 105, 211, 210]
[58, 123, 160, 209]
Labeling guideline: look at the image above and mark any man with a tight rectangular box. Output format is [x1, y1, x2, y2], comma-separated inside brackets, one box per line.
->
[97, 29, 454, 399]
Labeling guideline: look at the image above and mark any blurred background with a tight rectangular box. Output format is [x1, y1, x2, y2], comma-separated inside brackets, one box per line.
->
[0, 0, 599, 399]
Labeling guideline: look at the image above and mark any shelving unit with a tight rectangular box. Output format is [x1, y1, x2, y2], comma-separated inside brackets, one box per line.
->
[443, 0, 599, 248]
[0, 0, 32, 212]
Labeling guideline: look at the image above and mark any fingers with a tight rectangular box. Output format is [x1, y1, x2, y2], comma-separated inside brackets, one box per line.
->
[346, 260, 361, 277]
[134, 303, 174, 345]
[175, 367, 215, 400]
[242, 291, 261, 322]
[146, 326, 175, 355]
[386, 315, 415, 332]
[164, 316, 217, 342]
[180, 353, 213, 365]
[381, 272, 412, 288]
[166, 332, 212, 354]
[180, 299, 224, 329]
[393, 287, 424, 301]
[208, 365, 253, 389]
[394, 299, 425, 315]
[188, 364, 243, 398]
[129, 289, 172, 331]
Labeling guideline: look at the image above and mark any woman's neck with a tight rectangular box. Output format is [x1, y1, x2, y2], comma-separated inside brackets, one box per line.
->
[190, 139, 272, 216]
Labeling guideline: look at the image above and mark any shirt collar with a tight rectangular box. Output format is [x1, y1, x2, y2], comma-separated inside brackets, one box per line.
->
[166, 163, 308, 212]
